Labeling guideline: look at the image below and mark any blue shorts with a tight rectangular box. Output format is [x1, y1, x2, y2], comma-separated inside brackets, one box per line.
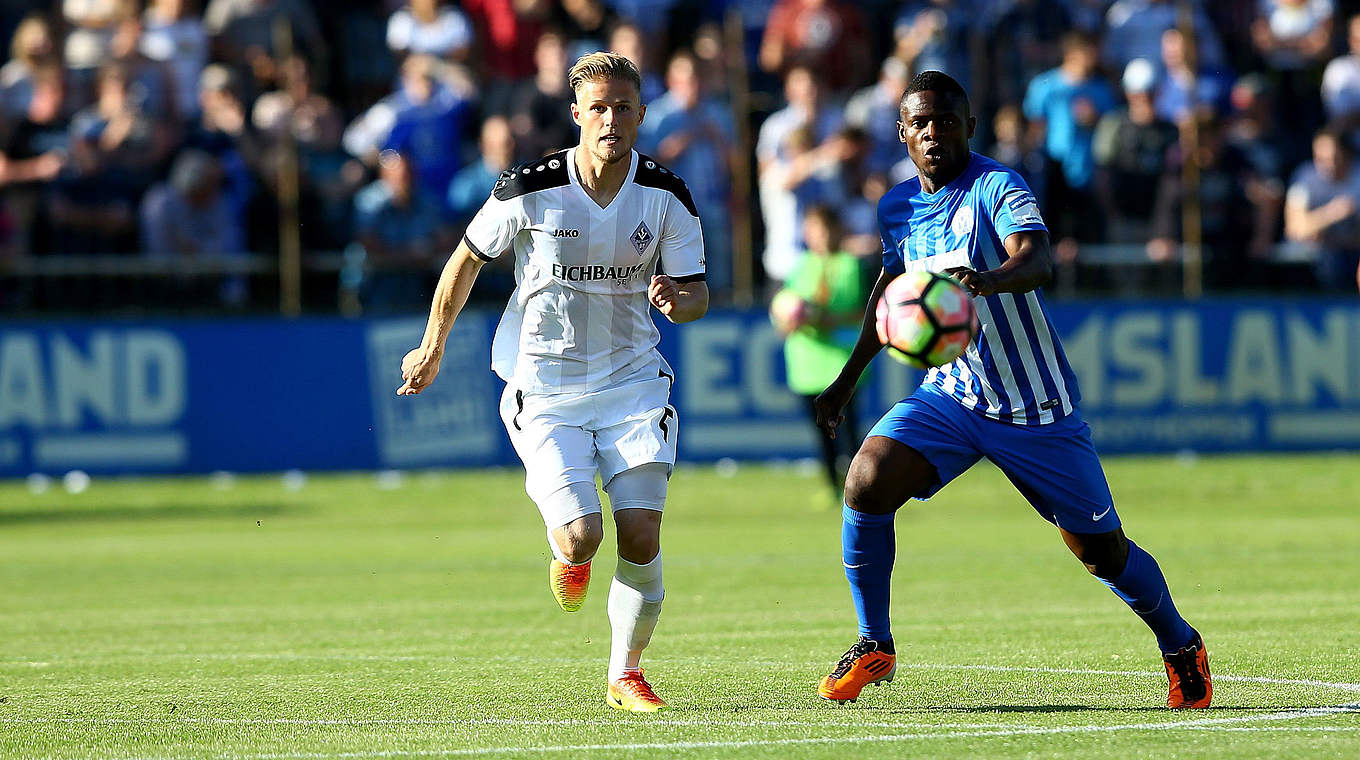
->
[867, 384, 1119, 534]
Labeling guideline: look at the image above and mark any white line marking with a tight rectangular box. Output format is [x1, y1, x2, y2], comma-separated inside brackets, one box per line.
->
[903, 663, 1360, 694]
[91, 704, 1360, 760]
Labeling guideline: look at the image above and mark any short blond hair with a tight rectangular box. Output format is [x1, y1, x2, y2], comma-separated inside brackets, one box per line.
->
[567, 51, 642, 97]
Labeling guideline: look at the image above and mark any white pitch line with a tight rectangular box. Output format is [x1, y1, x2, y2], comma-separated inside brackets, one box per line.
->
[98, 703, 1360, 760]
[910, 663, 1360, 694]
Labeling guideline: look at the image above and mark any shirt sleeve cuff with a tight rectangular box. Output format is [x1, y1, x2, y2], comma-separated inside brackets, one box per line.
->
[464, 236, 495, 262]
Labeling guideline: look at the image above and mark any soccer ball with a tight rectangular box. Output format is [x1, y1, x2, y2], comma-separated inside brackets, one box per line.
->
[875, 271, 978, 368]
[769, 288, 811, 336]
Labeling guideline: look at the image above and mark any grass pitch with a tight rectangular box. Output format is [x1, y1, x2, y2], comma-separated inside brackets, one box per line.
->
[1, 454, 1357, 759]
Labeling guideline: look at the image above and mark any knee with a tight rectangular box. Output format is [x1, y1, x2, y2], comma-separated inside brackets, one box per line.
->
[844, 454, 914, 515]
[555, 519, 603, 564]
[1069, 530, 1129, 578]
[615, 511, 661, 564]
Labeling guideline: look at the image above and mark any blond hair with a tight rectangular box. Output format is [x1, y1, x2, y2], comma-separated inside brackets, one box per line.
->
[567, 51, 642, 97]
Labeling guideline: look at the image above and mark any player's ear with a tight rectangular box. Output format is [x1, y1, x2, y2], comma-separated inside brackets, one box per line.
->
[966, 115, 977, 140]
[897, 119, 908, 144]
[570, 101, 581, 127]
[637, 102, 646, 126]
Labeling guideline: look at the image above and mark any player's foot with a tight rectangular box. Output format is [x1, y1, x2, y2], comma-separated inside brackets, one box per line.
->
[549, 559, 591, 612]
[606, 669, 668, 712]
[1163, 630, 1212, 708]
[818, 637, 897, 703]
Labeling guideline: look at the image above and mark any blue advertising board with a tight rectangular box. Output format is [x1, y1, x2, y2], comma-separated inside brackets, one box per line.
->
[1, 298, 1357, 477]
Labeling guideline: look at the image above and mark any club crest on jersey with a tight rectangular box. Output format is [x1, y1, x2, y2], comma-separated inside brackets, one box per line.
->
[950, 209, 974, 237]
[630, 221, 654, 255]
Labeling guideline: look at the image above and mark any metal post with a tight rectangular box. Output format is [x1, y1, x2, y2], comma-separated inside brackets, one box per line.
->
[275, 17, 303, 317]
[725, 8, 755, 307]
[1178, 1, 1203, 300]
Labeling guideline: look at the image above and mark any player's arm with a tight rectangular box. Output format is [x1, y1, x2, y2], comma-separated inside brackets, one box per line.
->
[947, 229, 1054, 297]
[649, 275, 708, 323]
[396, 239, 485, 396]
[813, 266, 895, 437]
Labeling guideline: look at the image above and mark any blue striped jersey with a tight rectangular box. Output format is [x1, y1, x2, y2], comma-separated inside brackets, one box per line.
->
[878, 152, 1079, 425]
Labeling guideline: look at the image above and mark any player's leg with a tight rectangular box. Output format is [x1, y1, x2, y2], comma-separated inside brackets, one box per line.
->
[602, 465, 669, 712]
[499, 386, 602, 612]
[983, 411, 1210, 708]
[592, 371, 676, 712]
[821, 386, 983, 702]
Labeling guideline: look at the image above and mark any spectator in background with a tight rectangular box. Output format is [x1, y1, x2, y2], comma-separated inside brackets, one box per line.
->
[252, 53, 352, 248]
[344, 54, 475, 204]
[353, 147, 454, 311]
[141, 0, 209, 120]
[1103, 0, 1226, 73]
[204, 0, 326, 94]
[640, 51, 736, 293]
[108, 17, 180, 122]
[690, 22, 730, 97]
[775, 204, 864, 497]
[0, 65, 70, 256]
[1253, 0, 1334, 71]
[1150, 115, 1273, 287]
[52, 63, 171, 254]
[1024, 30, 1115, 257]
[140, 149, 247, 305]
[987, 0, 1071, 112]
[1227, 73, 1292, 188]
[608, 21, 663, 105]
[845, 56, 912, 176]
[1321, 13, 1360, 130]
[462, 0, 548, 113]
[986, 103, 1045, 200]
[447, 114, 515, 225]
[1155, 28, 1233, 127]
[1, 14, 60, 118]
[1092, 58, 1178, 245]
[759, 0, 871, 95]
[184, 63, 258, 218]
[63, 0, 135, 77]
[894, 0, 974, 91]
[508, 30, 576, 160]
[1285, 128, 1360, 290]
[558, 0, 616, 63]
[387, 0, 474, 63]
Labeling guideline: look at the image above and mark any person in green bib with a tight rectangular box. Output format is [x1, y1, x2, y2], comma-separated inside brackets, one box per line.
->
[771, 204, 868, 494]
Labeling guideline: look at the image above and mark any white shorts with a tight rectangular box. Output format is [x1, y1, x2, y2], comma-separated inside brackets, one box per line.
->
[500, 368, 677, 516]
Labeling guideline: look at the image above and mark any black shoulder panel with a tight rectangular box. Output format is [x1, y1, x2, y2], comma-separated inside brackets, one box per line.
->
[633, 154, 699, 217]
[493, 151, 571, 201]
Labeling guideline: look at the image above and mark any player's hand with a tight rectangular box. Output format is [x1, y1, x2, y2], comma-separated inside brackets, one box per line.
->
[814, 379, 854, 440]
[397, 347, 441, 396]
[946, 266, 998, 297]
[649, 274, 681, 315]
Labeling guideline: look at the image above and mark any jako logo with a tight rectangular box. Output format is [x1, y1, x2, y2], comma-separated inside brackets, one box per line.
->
[553, 229, 580, 238]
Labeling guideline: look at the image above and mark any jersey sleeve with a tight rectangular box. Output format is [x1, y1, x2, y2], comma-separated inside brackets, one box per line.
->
[986, 168, 1048, 241]
[658, 194, 705, 280]
[462, 189, 528, 261]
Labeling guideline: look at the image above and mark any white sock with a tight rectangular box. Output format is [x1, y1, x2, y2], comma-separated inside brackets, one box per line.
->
[607, 553, 664, 681]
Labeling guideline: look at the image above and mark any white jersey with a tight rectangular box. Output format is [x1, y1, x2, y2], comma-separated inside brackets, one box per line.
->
[464, 148, 705, 394]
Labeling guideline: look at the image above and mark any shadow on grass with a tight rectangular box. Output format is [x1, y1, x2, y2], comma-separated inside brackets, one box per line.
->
[0, 503, 291, 525]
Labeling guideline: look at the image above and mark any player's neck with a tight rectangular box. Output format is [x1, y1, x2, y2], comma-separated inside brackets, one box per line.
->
[918, 156, 970, 194]
[574, 146, 632, 208]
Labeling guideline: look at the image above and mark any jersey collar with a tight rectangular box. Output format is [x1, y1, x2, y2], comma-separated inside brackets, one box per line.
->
[566, 146, 638, 213]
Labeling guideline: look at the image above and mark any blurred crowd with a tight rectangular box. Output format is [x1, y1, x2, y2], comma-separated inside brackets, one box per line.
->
[1, 0, 1359, 314]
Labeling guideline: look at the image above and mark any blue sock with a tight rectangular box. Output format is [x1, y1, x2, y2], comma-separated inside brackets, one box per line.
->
[841, 504, 896, 644]
[1099, 540, 1195, 653]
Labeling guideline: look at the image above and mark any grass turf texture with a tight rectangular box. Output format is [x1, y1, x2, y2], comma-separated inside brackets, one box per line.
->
[1, 455, 1357, 760]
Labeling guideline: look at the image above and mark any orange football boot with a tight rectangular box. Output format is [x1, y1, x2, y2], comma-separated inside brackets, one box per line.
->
[818, 637, 897, 703]
[549, 559, 591, 612]
[606, 670, 668, 712]
[1163, 631, 1212, 708]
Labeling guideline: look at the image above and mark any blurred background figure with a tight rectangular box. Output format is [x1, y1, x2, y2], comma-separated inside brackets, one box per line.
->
[759, 0, 870, 96]
[1, 13, 60, 119]
[894, 0, 973, 92]
[140, 0, 208, 121]
[773, 204, 865, 498]
[640, 50, 736, 294]
[1024, 30, 1115, 262]
[351, 147, 453, 312]
[507, 29, 574, 161]
[386, 0, 474, 63]
[140, 148, 246, 305]
[1093, 58, 1178, 246]
[1285, 127, 1360, 291]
